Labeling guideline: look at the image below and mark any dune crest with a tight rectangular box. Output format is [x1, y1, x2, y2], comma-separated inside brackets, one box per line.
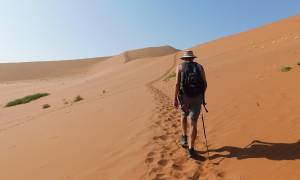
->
[155, 13, 300, 180]
[121, 45, 179, 62]
[0, 57, 110, 82]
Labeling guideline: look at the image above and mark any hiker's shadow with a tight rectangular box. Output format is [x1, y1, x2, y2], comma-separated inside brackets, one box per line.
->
[209, 139, 300, 163]
[193, 151, 207, 161]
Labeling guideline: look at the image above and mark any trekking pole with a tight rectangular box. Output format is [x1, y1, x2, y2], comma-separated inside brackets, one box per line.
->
[203, 95, 208, 113]
[201, 108, 210, 159]
[203, 104, 208, 113]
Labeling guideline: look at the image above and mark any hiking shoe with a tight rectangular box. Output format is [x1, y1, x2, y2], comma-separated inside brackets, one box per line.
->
[187, 148, 195, 158]
[179, 135, 188, 147]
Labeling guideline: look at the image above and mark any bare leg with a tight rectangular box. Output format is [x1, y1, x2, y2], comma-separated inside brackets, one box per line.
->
[181, 116, 187, 136]
[189, 120, 197, 149]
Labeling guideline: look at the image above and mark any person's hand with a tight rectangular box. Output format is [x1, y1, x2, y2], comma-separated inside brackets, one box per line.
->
[202, 101, 208, 113]
[202, 96, 207, 106]
[173, 99, 179, 109]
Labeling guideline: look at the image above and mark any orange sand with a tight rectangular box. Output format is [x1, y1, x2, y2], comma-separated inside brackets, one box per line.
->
[0, 15, 300, 180]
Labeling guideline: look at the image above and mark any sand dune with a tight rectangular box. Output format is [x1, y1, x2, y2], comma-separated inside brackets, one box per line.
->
[0, 56, 110, 82]
[122, 45, 179, 62]
[0, 14, 300, 180]
[156, 14, 300, 179]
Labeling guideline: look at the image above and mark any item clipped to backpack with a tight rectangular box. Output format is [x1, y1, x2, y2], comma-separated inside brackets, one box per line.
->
[180, 61, 204, 97]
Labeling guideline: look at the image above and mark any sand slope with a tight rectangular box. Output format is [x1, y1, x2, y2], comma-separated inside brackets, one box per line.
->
[0, 56, 110, 81]
[0, 14, 300, 180]
[157, 14, 300, 179]
[0, 47, 177, 180]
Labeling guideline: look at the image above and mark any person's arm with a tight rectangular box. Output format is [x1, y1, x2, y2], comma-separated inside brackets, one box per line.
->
[199, 64, 207, 104]
[174, 65, 181, 108]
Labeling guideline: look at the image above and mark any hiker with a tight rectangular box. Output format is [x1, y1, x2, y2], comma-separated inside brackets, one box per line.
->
[174, 50, 207, 158]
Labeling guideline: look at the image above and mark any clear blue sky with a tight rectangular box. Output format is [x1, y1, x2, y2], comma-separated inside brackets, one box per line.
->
[0, 0, 299, 62]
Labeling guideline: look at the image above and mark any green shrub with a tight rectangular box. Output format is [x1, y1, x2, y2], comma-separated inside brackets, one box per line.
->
[42, 104, 50, 109]
[280, 66, 292, 72]
[297, 61, 300, 66]
[164, 71, 176, 81]
[73, 95, 83, 102]
[5, 93, 49, 107]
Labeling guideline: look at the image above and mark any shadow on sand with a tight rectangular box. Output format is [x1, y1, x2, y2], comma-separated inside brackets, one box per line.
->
[193, 151, 207, 161]
[207, 140, 300, 164]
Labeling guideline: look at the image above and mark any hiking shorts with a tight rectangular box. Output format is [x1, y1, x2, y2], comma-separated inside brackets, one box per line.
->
[179, 94, 203, 121]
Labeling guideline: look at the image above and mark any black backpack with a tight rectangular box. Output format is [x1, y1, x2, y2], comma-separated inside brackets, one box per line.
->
[180, 61, 204, 97]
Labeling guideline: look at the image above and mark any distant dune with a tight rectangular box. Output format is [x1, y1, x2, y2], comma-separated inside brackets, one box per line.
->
[0, 14, 300, 180]
[122, 45, 179, 62]
[0, 57, 110, 81]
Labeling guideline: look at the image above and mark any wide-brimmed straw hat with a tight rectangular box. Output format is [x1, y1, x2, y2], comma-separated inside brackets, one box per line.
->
[180, 50, 197, 59]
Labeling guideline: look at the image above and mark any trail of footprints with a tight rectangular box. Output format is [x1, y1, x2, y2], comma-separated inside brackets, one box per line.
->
[144, 54, 224, 179]
[145, 84, 206, 180]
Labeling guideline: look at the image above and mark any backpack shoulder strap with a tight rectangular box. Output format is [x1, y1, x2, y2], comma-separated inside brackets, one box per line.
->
[180, 62, 186, 80]
[192, 62, 201, 73]
[181, 62, 188, 70]
[180, 62, 189, 91]
[196, 63, 205, 81]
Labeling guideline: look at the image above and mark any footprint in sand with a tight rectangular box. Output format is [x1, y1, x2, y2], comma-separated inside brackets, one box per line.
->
[152, 173, 165, 180]
[148, 167, 159, 176]
[157, 114, 164, 119]
[173, 131, 180, 135]
[157, 159, 168, 167]
[162, 127, 168, 131]
[155, 135, 168, 141]
[160, 111, 169, 115]
[171, 123, 178, 128]
[155, 121, 161, 126]
[171, 170, 183, 179]
[171, 163, 182, 171]
[145, 157, 154, 163]
[147, 151, 155, 156]
[165, 117, 172, 122]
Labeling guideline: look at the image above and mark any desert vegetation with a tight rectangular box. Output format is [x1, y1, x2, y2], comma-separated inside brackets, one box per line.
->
[42, 104, 51, 109]
[164, 71, 176, 81]
[73, 95, 83, 102]
[280, 66, 292, 72]
[5, 93, 49, 107]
